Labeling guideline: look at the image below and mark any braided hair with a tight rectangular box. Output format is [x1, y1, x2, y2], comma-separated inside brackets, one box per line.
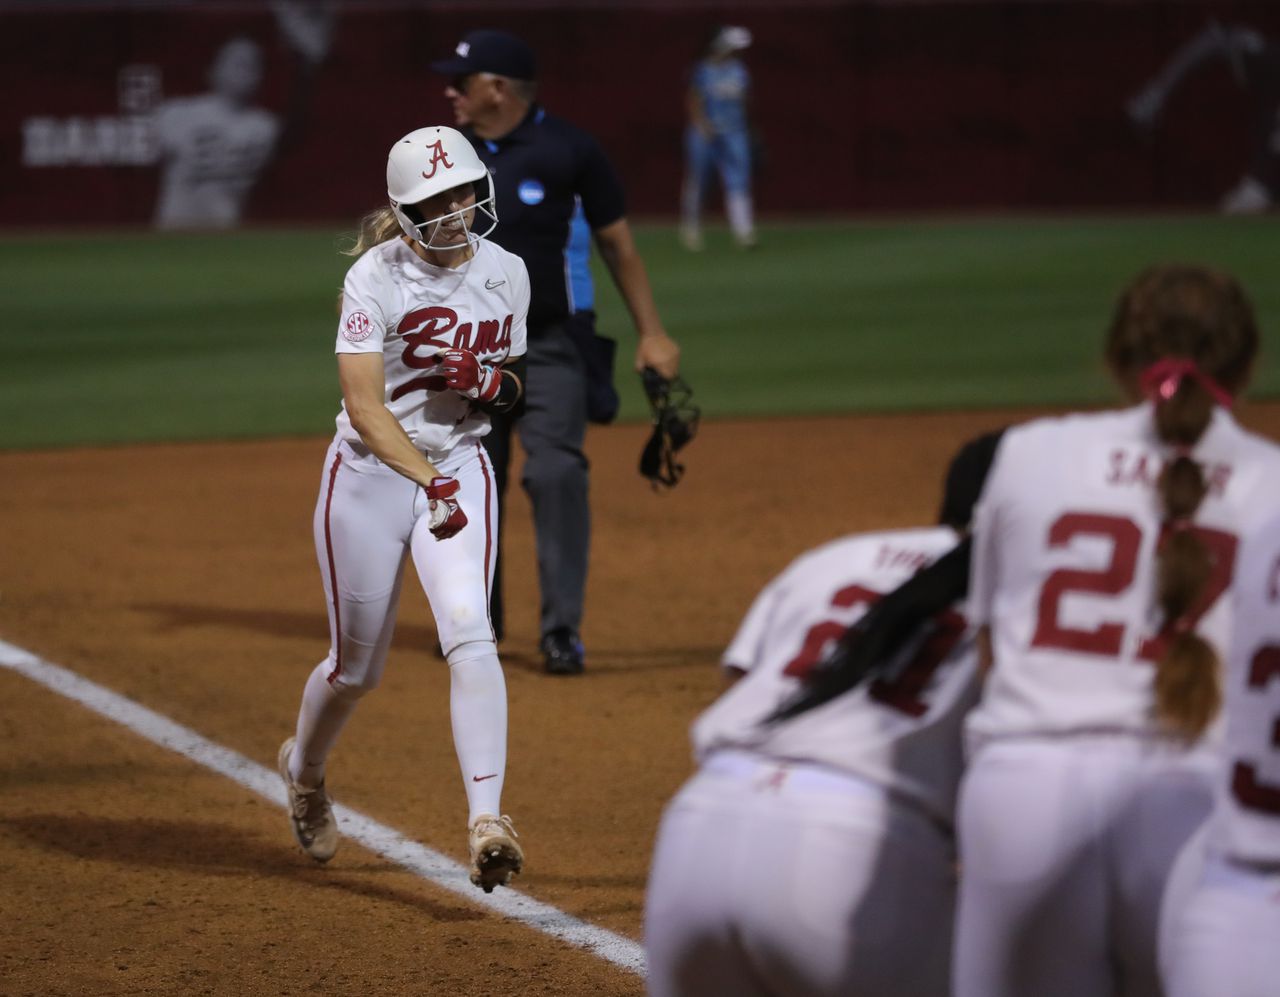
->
[1105, 264, 1258, 738]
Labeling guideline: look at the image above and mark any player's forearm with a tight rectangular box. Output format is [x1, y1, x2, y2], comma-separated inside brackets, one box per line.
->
[595, 220, 679, 375]
[348, 403, 441, 486]
[596, 226, 664, 339]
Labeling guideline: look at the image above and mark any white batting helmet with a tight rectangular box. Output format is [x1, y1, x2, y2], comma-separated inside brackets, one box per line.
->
[387, 126, 497, 250]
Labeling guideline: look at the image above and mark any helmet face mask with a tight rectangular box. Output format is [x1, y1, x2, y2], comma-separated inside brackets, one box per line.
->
[393, 176, 498, 251]
[386, 126, 498, 251]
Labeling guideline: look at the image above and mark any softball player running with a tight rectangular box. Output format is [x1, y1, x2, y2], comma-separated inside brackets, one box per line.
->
[643, 434, 999, 997]
[955, 264, 1280, 997]
[1159, 508, 1280, 997]
[277, 125, 529, 892]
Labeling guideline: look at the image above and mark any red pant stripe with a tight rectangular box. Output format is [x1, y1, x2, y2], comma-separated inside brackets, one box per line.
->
[477, 441, 495, 640]
[322, 450, 344, 683]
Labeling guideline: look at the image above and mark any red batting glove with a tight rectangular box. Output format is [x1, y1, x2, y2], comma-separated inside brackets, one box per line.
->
[438, 349, 501, 403]
[424, 476, 467, 540]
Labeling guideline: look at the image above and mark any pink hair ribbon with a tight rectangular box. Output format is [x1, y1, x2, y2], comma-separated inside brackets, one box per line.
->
[1139, 358, 1234, 409]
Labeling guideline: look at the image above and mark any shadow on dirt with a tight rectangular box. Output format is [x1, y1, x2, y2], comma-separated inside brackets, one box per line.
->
[133, 602, 438, 649]
[500, 647, 721, 676]
[1, 813, 486, 923]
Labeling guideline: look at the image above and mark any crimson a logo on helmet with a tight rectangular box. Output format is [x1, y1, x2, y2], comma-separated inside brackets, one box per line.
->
[343, 310, 372, 342]
[421, 140, 454, 179]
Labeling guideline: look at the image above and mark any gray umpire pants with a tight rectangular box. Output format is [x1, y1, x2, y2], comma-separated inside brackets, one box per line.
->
[482, 322, 590, 641]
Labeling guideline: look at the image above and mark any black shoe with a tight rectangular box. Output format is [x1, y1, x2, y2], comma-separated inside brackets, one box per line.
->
[541, 629, 585, 676]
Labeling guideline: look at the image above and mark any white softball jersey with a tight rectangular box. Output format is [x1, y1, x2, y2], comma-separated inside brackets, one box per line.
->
[690, 526, 981, 827]
[1214, 509, 1280, 865]
[968, 403, 1280, 743]
[334, 237, 529, 459]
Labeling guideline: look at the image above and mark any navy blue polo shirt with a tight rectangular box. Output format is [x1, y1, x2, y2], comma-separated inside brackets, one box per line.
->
[465, 106, 626, 332]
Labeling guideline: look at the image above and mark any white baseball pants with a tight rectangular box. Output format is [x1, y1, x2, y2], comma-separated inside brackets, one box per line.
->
[644, 749, 956, 997]
[1160, 825, 1280, 997]
[953, 736, 1215, 997]
[289, 435, 507, 821]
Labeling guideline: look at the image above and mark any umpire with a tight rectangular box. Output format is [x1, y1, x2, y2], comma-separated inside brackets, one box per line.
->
[430, 29, 681, 675]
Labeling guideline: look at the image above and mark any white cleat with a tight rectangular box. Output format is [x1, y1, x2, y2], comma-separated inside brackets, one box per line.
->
[468, 814, 524, 893]
[277, 737, 339, 863]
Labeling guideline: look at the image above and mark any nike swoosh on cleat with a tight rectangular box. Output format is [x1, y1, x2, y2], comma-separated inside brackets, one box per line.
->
[484, 279, 505, 290]
[472, 773, 499, 782]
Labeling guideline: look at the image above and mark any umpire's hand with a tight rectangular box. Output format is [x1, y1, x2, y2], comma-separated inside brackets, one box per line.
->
[637, 329, 680, 379]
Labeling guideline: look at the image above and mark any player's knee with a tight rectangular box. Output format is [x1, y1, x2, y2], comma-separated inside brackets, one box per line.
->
[326, 649, 382, 700]
[445, 639, 498, 668]
[436, 597, 495, 659]
[328, 668, 379, 700]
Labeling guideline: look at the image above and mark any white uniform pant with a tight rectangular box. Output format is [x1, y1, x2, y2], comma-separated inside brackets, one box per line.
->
[315, 436, 498, 692]
[953, 736, 1215, 997]
[644, 750, 956, 997]
[1160, 824, 1280, 997]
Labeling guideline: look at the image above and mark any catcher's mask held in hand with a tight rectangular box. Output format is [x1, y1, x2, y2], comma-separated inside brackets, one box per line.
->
[639, 367, 700, 489]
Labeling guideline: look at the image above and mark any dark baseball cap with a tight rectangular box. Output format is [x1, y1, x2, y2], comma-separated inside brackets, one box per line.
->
[430, 30, 537, 81]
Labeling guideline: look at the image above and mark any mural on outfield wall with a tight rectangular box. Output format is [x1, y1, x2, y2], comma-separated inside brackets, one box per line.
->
[1126, 18, 1280, 215]
[19, 1, 335, 229]
[4, 0, 1280, 228]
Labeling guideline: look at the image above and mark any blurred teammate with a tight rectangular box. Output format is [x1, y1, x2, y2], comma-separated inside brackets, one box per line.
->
[954, 264, 1280, 996]
[276, 125, 528, 893]
[643, 432, 1001, 997]
[680, 25, 757, 251]
[1159, 508, 1280, 997]
[1127, 20, 1280, 214]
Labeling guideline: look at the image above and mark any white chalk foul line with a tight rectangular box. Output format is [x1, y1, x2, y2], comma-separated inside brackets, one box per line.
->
[0, 637, 646, 977]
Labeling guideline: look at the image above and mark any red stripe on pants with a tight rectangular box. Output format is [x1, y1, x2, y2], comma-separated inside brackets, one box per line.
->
[323, 450, 344, 683]
[477, 441, 495, 640]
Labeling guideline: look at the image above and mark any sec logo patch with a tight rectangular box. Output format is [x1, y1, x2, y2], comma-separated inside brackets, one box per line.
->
[517, 179, 545, 205]
[343, 310, 372, 342]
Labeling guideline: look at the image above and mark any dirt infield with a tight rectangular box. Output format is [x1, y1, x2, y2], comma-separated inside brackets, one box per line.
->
[5, 403, 1280, 996]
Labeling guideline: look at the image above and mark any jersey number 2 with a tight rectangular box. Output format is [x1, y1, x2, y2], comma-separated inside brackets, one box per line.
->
[781, 583, 965, 717]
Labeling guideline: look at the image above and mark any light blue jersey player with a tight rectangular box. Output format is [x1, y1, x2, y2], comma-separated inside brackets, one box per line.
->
[681, 26, 756, 250]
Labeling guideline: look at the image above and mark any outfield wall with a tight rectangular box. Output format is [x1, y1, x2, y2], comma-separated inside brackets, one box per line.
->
[4, 1, 1279, 228]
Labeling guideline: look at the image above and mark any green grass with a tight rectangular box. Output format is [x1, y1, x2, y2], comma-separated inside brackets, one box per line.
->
[1, 216, 1277, 449]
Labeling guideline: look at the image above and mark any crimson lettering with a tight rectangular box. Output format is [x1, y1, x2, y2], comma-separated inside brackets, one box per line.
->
[1028, 510, 1236, 660]
[1106, 449, 1160, 489]
[1106, 447, 1232, 497]
[472, 314, 513, 356]
[781, 581, 966, 717]
[1230, 645, 1280, 816]
[475, 319, 500, 353]
[1031, 513, 1141, 656]
[1136, 525, 1236, 660]
[398, 306, 457, 367]
[873, 544, 933, 573]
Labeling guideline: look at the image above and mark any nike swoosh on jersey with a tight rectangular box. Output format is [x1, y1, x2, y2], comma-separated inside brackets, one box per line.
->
[484, 279, 506, 290]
